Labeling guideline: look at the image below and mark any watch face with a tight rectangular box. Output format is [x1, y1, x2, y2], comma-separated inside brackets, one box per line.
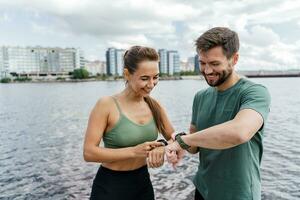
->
[157, 139, 168, 146]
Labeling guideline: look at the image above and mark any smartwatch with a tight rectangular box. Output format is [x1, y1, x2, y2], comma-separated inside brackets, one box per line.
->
[175, 132, 191, 150]
[157, 139, 168, 146]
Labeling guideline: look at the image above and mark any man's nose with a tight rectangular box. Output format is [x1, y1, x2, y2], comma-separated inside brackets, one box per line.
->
[202, 64, 213, 74]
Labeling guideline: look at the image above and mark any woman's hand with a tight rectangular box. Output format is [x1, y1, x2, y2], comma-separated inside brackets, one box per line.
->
[147, 146, 165, 168]
[131, 141, 163, 158]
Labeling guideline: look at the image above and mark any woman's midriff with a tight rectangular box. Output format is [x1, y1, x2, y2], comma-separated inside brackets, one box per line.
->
[101, 157, 147, 171]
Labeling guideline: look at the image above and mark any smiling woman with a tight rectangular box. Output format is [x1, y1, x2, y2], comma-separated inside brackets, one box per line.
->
[83, 45, 174, 200]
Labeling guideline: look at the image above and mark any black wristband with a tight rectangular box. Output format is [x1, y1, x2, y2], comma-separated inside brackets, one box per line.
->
[157, 139, 168, 146]
[175, 134, 191, 150]
[174, 132, 187, 140]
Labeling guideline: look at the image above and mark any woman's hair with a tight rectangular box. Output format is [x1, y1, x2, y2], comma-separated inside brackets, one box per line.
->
[123, 46, 167, 136]
[123, 45, 159, 73]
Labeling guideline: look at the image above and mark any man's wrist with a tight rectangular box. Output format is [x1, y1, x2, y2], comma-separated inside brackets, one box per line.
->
[175, 134, 191, 150]
[172, 132, 187, 140]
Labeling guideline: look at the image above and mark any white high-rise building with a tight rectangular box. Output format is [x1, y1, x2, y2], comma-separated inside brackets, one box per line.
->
[0, 47, 9, 77]
[167, 50, 180, 75]
[106, 48, 125, 76]
[158, 49, 168, 74]
[116, 49, 125, 76]
[85, 60, 106, 75]
[159, 49, 180, 75]
[0, 46, 85, 77]
[186, 56, 196, 71]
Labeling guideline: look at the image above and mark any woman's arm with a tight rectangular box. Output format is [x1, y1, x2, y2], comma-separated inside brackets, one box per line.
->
[147, 100, 175, 168]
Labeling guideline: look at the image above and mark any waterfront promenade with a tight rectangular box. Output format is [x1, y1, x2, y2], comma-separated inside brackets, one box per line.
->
[239, 70, 300, 78]
[1, 70, 300, 84]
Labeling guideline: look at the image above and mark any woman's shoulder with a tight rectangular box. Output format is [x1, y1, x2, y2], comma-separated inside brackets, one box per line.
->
[94, 96, 115, 111]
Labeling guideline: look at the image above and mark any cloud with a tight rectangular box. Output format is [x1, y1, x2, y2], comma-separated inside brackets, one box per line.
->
[242, 25, 280, 47]
[0, 0, 300, 69]
[247, 0, 300, 25]
[0, 13, 10, 22]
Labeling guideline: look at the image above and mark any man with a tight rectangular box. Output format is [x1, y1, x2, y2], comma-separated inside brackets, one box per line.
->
[166, 27, 271, 200]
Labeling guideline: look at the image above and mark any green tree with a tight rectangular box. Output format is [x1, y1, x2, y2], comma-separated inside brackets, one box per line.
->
[1, 77, 12, 83]
[180, 71, 198, 76]
[73, 68, 89, 79]
[15, 77, 31, 82]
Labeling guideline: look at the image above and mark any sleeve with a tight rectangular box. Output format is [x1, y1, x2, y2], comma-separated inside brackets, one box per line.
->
[191, 92, 199, 125]
[239, 84, 271, 125]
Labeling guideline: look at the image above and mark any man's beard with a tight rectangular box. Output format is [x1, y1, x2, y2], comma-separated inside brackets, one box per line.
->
[202, 67, 233, 87]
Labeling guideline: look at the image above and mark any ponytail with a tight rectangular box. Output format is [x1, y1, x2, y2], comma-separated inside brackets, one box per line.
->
[144, 96, 167, 136]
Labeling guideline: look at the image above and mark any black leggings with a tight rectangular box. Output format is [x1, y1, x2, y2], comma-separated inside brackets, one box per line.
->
[90, 165, 154, 200]
[195, 188, 205, 200]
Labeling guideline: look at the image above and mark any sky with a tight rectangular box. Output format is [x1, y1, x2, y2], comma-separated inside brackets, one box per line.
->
[0, 0, 300, 70]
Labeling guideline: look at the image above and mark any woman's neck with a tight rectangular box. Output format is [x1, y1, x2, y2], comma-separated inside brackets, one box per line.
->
[119, 87, 145, 102]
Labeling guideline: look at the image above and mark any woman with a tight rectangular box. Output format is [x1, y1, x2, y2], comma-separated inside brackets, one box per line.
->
[83, 46, 174, 200]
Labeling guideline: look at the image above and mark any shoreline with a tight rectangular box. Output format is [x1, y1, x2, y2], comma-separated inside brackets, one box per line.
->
[2, 74, 300, 84]
[1, 75, 203, 84]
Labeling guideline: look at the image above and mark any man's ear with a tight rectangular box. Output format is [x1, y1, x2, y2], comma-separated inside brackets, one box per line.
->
[232, 53, 239, 66]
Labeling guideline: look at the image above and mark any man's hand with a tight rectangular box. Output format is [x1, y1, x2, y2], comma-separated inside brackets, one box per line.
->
[165, 141, 185, 168]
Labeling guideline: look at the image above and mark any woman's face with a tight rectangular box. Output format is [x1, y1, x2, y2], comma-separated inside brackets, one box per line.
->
[127, 60, 159, 97]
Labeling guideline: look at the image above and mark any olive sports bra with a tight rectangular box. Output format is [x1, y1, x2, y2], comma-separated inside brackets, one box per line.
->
[103, 97, 158, 148]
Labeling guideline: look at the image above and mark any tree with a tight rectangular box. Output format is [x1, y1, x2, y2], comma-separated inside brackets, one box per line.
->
[73, 68, 89, 79]
[1, 77, 12, 83]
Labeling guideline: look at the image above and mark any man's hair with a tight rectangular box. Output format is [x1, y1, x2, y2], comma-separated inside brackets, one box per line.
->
[195, 27, 239, 59]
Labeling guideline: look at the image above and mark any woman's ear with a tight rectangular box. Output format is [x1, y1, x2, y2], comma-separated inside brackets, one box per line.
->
[123, 68, 130, 81]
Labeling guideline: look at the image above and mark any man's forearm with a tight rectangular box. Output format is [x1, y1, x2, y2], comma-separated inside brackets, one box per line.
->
[183, 121, 244, 150]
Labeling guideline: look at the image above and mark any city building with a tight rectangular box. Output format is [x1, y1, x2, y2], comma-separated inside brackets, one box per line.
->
[0, 46, 85, 78]
[167, 50, 180, 75]
[186, 56, 196, 72]
[158, 49, 180, 75]
[194, 54, 200, 73]
[85, 60, 106, 75]
[158, 49, 168, 74]
[0, 46, 9, 77]
[180, 61, 188, 72]
[105, 48, 125, 76]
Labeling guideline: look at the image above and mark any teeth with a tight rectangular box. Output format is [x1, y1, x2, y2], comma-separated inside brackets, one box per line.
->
[206, 74, 217, 77]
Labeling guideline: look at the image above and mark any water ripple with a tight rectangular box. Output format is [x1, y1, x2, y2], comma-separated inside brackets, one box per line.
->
[1, 79, 300, 199]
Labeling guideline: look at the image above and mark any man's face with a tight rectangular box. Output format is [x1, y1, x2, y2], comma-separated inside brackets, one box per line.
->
[198, 46, 235, 87]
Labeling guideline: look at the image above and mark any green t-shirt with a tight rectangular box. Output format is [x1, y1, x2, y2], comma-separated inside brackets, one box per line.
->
[191, 78, 271, 200]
